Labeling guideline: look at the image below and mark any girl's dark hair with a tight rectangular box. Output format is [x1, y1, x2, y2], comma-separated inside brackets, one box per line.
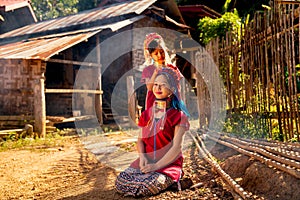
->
[147, 40, 160, 54]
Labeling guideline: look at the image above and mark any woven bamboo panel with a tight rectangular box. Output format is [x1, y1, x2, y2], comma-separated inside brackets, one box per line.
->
[0, 59, 43, 116]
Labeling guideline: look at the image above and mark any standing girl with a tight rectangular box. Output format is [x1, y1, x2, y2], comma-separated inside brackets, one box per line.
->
[141, 33, 183, 110]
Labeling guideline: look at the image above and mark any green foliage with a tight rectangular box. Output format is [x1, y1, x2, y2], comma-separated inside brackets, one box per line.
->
[78, 128, 103, 136]
[198, 10, 241, 45]
[271, 125, 284, 141]
[31, 0, 79, 21]
[0, 128, 80, 151]
[222, 113, 299, 142]
[0, 132, 67, 151]
[262, 5, 271, 10]
[284, 64, 300, 93]
[223, 113, 269, 139]
[222, 0, 231, 13]
[289, 135, 299, 143]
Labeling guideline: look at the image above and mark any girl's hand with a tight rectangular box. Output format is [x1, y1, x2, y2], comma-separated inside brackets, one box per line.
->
[140, 163, 158, 173]
[139, 155, 148, 168]
[153, 68, 159, 75]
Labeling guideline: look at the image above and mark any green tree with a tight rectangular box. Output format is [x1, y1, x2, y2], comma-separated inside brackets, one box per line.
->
[198, 9, 241, 45]
[31, 0, 79, 21]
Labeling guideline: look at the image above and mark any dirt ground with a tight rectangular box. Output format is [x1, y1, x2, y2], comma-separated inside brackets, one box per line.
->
[0, 132, 299, 200]
[211, 142, 300, 200]
[0, 136, 129, 200]
[0, 133, 232, 200]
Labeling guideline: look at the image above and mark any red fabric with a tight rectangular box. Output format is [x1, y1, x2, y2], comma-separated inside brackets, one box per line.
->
[141, 64, 183, 110]
[141, 64, 156, 84]
[165, 64, 184, 79]
[141, 65, 156, 110]
[141, 64, 183, 84]
[130, 108, 189, 181]
[145, 90, 156, 111]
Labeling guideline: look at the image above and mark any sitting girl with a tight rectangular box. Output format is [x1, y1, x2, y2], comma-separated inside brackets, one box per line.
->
[115, 67, 190, 197]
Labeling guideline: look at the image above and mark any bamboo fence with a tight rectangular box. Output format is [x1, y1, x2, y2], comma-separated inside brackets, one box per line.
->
[204, 1, 300, 142]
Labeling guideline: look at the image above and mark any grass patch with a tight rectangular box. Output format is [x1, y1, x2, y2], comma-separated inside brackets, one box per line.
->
[0, 129, 77, 152]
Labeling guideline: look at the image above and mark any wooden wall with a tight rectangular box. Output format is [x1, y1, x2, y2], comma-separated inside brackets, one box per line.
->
[0, 59, 45, 129]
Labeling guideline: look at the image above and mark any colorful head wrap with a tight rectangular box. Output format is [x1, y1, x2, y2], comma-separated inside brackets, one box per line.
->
[157, 67, 181, 95]
[143, 32, 172, 66]
[157, 68, 190, 117]
[143, 33, 163, 51]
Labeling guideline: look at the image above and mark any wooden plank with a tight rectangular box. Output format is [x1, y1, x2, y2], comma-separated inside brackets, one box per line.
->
[45, 89, 103, 94]
[47, 58, 99, 67]
[0, 129, 24, 135]
[0, 116, 34, 121]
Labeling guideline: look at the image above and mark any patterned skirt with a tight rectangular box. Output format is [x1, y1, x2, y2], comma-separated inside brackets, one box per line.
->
[115, 167, 174, 197]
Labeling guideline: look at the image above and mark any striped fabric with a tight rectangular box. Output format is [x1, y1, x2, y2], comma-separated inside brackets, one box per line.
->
[115, 167, 174, 197]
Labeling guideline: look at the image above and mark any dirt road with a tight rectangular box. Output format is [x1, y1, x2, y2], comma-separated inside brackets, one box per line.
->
[1, 132, 298, 200]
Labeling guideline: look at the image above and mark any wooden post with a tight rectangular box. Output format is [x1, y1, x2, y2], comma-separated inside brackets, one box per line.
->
[34, 68, 46, 137]
[180, 78, 186, 104]
[195, 50, 209, 129]
[127, 76, 136, 127]
[95, 35, 103, 124]
[196, 72, 207, 128]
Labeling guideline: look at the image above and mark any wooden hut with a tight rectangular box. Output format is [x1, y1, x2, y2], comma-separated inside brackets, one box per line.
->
[0, 0, 191, 135]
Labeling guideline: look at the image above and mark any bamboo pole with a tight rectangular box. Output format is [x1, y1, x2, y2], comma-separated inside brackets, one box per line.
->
[95, 35, 103, 125]
[45, 89, 103, 94]
[205, 2, 300, 141]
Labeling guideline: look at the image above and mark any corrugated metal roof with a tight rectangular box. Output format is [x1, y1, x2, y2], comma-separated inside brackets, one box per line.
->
[0, 0, 157, 39]
[0, 0, 189, 60]
[0, 0, 26, 5]
[0, 30, 100, 60]
[0, 0, 29, 11]
[0, 16, 144, 60]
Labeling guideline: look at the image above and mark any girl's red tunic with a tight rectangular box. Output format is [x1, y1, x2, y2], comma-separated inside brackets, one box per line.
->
[130, 107, 190, 182]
